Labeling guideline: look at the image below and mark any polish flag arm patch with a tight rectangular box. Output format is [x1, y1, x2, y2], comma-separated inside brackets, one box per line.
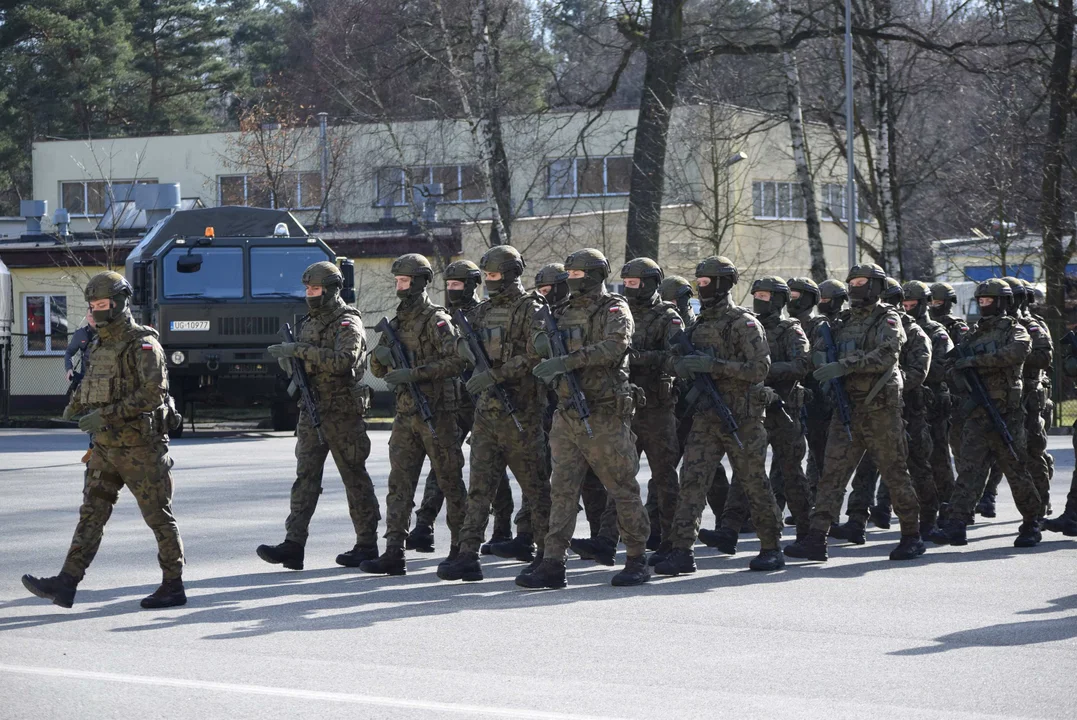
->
[886, 317, 898, 326]
[609, 306, 621, 313]
[341, 320, 351, 327]
[141, 342, 154, 351]
[745, 319, 757, 328]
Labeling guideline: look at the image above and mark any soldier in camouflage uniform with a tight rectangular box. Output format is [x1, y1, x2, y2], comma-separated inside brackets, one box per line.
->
[1044, 334, 1077, 536]
[784, 264, 926, 562]
[804, 279, 849, 491]
[406, 260, 515, 555]
[517, 248, 651, 588]
[713, 276, 813, 551]
[654, 256, 786, 575]
[437, 246, 552, 581]
[257, 262, 382, 571]
[834, 279, 936, 543]
[361, 254, 469, 575]
[784, 276, 825, 515]
[929, 282, 971, 482]
[977, 278, 1053, 519]
[23, 271, 186, 609]
[933, 279, 1044, 548]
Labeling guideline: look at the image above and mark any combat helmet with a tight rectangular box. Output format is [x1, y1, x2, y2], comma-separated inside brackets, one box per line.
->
[391, 253, 434, 298]
[535, 262, 569, 305]
[620, 257, 664, 302]
[786, 277, 820, 315]
[846, 263, 887, 307]
[301, 261, 343, 311]
[1001, 276, 1027, 313]
[750, 275, 789, 318]
[564, 248, 610, 295]
[881, 276, 904, 306]
[84, 271, 133, 327]
[974, 277, 1013, 317]
[902, 280, 931, 320]
[660, 275, 693, 303]
[929, 282, 958, 319]
[479, 245, 525, 295]
[694, 256, 738, 307]
[818, 278, 848, 318]
[445, 259, 481, 307]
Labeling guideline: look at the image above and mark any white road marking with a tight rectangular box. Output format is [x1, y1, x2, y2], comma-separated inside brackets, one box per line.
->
[0, 663, 620, 720]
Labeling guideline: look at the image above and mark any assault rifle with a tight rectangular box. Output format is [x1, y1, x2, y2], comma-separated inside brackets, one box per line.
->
[670, 328, 743, 449]
[818, 321, 854, 441]
[949, 344, 1018, 460]
[537, 305, 593, 438]
[453, 309, 523, 433]
[281, 323, 325, 444]
[375, 317, 438, 440]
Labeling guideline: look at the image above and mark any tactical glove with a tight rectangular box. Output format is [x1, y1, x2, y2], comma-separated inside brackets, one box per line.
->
[372, 345, 395, 368]
[533, 357, 568, 384]
[952, 356, 978, 371]
[384, 368, 417, 387]
[465, 370, 496, 394]
[456, 338, 477, 367]
[813, 362, 848, 383]
[533, 332, 553, 359]
[277, 357, 293, 375]
[78, 410, 106, 433]
[677, 354, 722, 375]
[267, 343, 298, 359]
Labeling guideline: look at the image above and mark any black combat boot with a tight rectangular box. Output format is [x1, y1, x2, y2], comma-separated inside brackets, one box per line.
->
[335, 544, 379, 568]
[515, 558, 567, 589]
[569, 536, 616, 566]
[784, 515, 797, 527]
[437, 551, 483, 581]
[933, 518, 967, 546]
[975, 492, 997, 519]
[833, 520, 866, 545]
[405, 524, 435, 553]
[1013, 520, 1042, 548]
[704, 527, 738, 555]
[749, 549, 785, 571]
[480, 530, 512, 556]
[647, 541, 673, 567]
[1043, 509, 1077, 536]
[697, 528, 722, 548]
[488, 533, 536, 562]
[517, 550, 545, 578]
[868, 505, 892, 529]
[611, 554, 650, 586]
[654, 547, 696, 576]
[22, 572, 78, 608]
[889, 535, 926, 561]
[256, 540, 304, 570]
[359, 546, 407, 575]
[783, 529, 828, 561]
[141, 578, 187, 609]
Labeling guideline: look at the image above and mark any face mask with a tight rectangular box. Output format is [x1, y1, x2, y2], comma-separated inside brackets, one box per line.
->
[306, 294, 326, 311]
[787, 295, 814, 315]
[397, 275, 428, 300]
[485, 279, 504, 296]
[979, 298, 1000, 317]
[91, 296, 127, 327]
[754, 298, 776, 317]
[92, 309, 114, 327]
[908, 302, 926, 320]
[849, 282, 874, 307]
[447, 289, 468, 306]
[567, 271, 603, 295]
[929, 303, 948, 318]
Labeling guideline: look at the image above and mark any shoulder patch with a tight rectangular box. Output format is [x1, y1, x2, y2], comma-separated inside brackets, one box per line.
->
[1030, 325, 1041, 332]
[671, 317, 682, 326]
[340, 320, 352, 327]
[886, 317, 897, 326]
[141, 342, 154, 351]
[745, 319, 757, 328]
[609, 306, 621, 313]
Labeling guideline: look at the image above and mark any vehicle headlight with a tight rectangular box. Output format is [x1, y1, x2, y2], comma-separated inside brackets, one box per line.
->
[171, 351, 186, 365]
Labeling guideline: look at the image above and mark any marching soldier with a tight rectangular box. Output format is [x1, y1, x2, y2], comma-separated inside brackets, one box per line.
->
[258, 262, 381, 571]
[437, 246, 552, 581]
[362, 254, 469, 575]
[929, 281, 971, 479]
[654, 256, 786, 575]
[784, 264, 926, 562]
[23, 271, 186, 609]
[518, 248, 651, 588]
[786, 277, 825, 511]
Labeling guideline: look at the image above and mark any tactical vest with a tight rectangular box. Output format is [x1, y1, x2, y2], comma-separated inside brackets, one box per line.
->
[689, 303, 769, 420]
[298, 303, 369, 414]
[629, 298, 678, 407]
[473, 290, 545, 415]
[962, 316, 1024, 409]
[392, 301, 458, 413]
[555, 292, 632, 409]
[833, 304, 904, 403]
[762, 316, 806, 401]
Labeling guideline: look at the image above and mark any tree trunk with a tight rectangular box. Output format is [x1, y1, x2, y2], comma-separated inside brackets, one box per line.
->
[778, 0, 827, 282]
[470, 0, 512, 245]
[1041, 0, 1075, 325]
[624, 0, 685, 261]
[869, 0, 901, 277]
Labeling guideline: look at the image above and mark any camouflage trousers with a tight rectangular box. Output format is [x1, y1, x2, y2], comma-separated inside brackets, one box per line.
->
[670, 413, 782, 551]
[545, 408, 649, 561]
[723, 401, 812, 536]
[62, 441, 184, 581]
[983, 389, 1051, 508]
[927, 390, 956, 505]
[385, 410, 468, 548]
[804, 395, 832, 496]
[845, 403, 938, 526]
[285, 407, 381, 548]
[459, 410, 551, 554]
[667, 412, 729, 529]
[950, 405, 1044, 523]
[809, 401, 921, 537]
[415, 409, 515, 537]
[594, 403, 681, 544]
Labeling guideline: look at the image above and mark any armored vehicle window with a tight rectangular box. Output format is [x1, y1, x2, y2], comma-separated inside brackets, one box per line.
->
[164, 247, 244, 299]
[251, 247, 330, 298]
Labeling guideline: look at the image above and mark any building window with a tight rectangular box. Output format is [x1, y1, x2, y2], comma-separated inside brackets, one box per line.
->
[23, 294, 68, 355]
[374, 165, 486, 207]
[964, 265, 1034, 282]
[60, 180, 157, 217]
[545, 156, 632, 198]
[752, 181, 805, 220]
[218, 173, 322, 210]
[821, 183, 873, 223]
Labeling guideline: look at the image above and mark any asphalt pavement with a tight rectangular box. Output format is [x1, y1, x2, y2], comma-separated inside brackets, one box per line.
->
[0, 428, 1075, 719]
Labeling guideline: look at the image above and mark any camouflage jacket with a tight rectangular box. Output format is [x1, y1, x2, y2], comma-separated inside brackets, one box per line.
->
[1018, 312, 1052, 389]
[551, 287, 634, 411]
[627, 295, 682, 408]
[467, 285, 546, 417]
[370, 294, 464, 414]
[899, 311, 931, 394]
[916, 314, 954, 389]
[936, 313, 971, 347]
[685, 296, 771, 420]
[951, 313, 1030, 411]
[295, 299, 367, 412]
[447, 297, 480, 413]
[761, 314, 811, 403]
[67, 314, 171, 447]
[831, 302, 906, 408]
